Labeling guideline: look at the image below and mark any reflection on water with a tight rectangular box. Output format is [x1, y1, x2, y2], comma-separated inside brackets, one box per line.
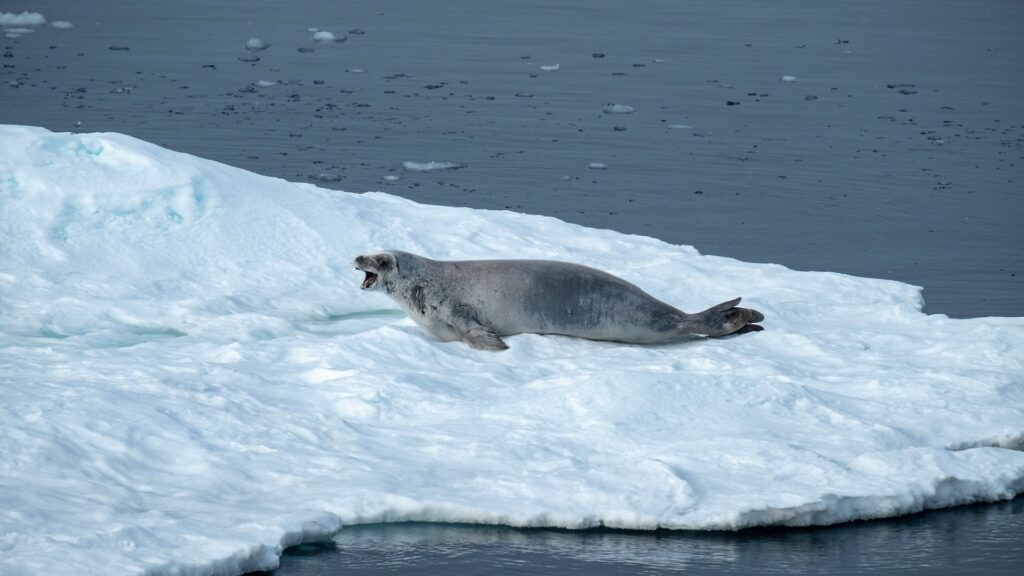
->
[259, 499, 1024, 575]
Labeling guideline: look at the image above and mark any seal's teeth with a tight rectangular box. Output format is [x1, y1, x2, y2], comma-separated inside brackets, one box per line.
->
[361, 271, 378, 289]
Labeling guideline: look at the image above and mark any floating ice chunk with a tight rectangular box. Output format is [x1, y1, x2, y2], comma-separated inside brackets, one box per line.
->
[3, 27, 34, 34]
[589, 162, 608, 169]
[313, 31, 338, 42]
[245, 38, 269, 52]
[346, 68, 366, 74]
[402, 161, 465, 172]
[603, 103, 635, 114]
[0, 11, 45, 26]
[307, 27, 319, 32]
[2, 125, 1022, 576]
[382, 175, 400, 182]
[51, 20, 73, 29]
[539, 63, 560, 71]
[781, 75, 797, 82]
[668, 124, 693, 129]
[254, 80, 277, 87]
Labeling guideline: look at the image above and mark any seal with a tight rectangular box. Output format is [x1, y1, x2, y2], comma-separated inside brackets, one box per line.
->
[354, 250, 763, 351]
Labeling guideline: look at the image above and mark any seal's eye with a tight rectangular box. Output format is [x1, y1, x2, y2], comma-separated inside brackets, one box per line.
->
[377, 258, 388, 268]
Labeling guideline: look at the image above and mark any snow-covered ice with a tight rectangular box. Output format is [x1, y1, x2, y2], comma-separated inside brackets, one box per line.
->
[51, 20, 73, 30]
[245, 38, 269, 52]
[0, 11, 45, 26]
[402, 160, 464, 172]
[602, 103, 635, 114]
[0, 124, 1022, 576]
[312, 30, 338, 43]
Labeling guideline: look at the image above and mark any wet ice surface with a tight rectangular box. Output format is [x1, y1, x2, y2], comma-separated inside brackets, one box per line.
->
[1, 0, 1021, 317]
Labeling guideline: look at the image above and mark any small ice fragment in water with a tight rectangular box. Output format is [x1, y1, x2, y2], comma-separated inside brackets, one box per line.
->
[382, 175, 400, 182]
[312, 173, 342, 182]
[402, 161, 465, 172]
[346, 68, 366, 74]
[307, 27, 319, 32]
[539, 63, 559, 71]
[245, 38, 269, 52]
[349, 28, 366, 35]
[3, 27, 34, 35]
[0, 11, 45, 26]
[669, 124, 693, 129]
[255, 80, 276, 87]
[603, 104, 634, 114]
[51, 21, 73, 29]
[313, 31, 340, 42]
[781, 75, 797, 82]
[589, 162, 608, 170]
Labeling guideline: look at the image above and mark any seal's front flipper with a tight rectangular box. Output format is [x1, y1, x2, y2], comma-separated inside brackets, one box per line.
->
[463, 326, 509, 351]
[694, 297, 764, 337]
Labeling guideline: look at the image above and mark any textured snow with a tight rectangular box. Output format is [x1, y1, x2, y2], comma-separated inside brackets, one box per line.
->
[0, 125, 1022, 576]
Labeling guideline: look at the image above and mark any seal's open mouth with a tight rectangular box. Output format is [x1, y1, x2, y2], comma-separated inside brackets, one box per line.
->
[361, 271, 378, 289]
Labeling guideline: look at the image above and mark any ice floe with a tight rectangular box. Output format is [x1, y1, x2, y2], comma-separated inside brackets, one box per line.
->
[603, 103, 635, 114]
[402, 160, 464, 172]
[0, 125, 1021, 576]
[245, 37, 269, 52]
[0, 11, 45, 26]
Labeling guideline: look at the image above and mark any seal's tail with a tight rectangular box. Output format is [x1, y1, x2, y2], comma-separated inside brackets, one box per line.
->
[693, 297, 764, 337]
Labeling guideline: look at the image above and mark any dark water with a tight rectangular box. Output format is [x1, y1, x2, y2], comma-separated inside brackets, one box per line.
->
[255, 500, 1024, 575]
[3, 1, 1023, 574]
[2, 0, 1022, 317]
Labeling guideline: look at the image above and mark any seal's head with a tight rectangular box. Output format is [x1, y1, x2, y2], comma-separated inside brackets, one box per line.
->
[354, 251, 398, 291]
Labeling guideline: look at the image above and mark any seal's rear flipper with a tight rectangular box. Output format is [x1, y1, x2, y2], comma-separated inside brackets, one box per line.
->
[694, 297, 764, 337]
[463, 326, 509, 351]
[728, 323, 764, 336]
